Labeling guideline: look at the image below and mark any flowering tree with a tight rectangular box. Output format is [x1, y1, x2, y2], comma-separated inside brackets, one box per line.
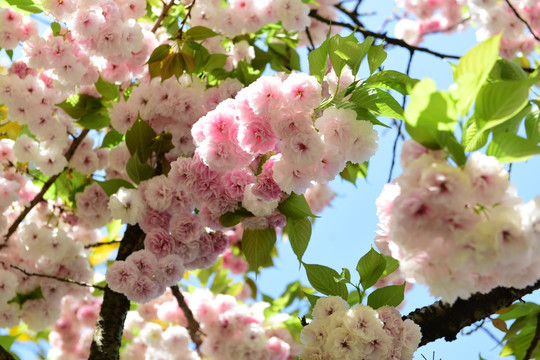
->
[0, 0, 539, 359]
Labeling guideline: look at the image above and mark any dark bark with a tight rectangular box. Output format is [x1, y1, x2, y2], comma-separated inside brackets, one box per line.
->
[0, 345, 15, 360]
[405, 278, 540, 346]
[89, 224, 145, 360]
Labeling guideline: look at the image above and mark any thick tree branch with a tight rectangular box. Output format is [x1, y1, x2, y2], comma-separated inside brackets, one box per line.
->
[0, 345, 15, 360]
[171, 285, 203, 351]
[309, 10, 461, 60]
[1, 129, 90, 248]
[2, 262, 105, 290]
[504, 0, 540, 42]
[89, 224, 145, 360]
[404, 278, 540, 346]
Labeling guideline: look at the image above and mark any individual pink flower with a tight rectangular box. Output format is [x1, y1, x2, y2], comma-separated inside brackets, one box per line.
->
[106, 260, 139, 294]
[170, 213, 204, 244]
[144, 228, 175, 259]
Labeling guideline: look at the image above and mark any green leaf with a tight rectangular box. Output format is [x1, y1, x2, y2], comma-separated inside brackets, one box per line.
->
[339, 161, 368, 185]
[56, 94, 96, 119]
[356, 247, 386, 290]
[328, 35, 347, 77]
[498, 302, 539, 321]
[367, 283, 406, 309]
[308, 40, 328, 82]
[404, 79, 458, 149]
[278, 193, 316, 218]
[496, 58, 528, 80]
[5, 49, 13, 60]
[185, 26, 219, 40]
[77, 110, 111, 129]
[437, 131, 467, 166]
[125, 117, 157, 160]
[8, 287, 45, 308]
[219, 208, 253, 227]
[474, 80, 531, 132]
[454, 33, 502, 115]
[242, 228, 277, 271]
[97, 179, 135, 196]
[525, 110, 540, 144]
[463, 117, 489, 152]
[285, 217, 312, 263]
[349, 87, 404, 120]
[126, 153, 154, 184]
[333, 35, 373, 76]
[205, 53, 228, 72]
[304, 293, 320, 307]
[4, 0, 43, 13]
[101, 129, 124, 148]
[486, 133, 540, 163]
[95, 76, 120, 101]
[303, 263, 348, 300]
[363, 70, 419, 95]
[381, 255, 399, 277]
[51, 22, 61, 36]
[0, 335, 15, 352]
[367, 43, 387, 75]
[147, 44, 171, 64]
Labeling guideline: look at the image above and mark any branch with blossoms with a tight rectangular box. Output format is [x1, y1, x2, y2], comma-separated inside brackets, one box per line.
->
[171, 285, 203, 351]
[310, 8, 461, 59]
[2, 262, 106, 291]
[1, 128, 90, 248]
[405, 278, 540, 346]
[504, 0, 540, 42]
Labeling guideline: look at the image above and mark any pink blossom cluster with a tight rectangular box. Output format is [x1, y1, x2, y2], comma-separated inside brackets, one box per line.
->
[105, 174, 231, 303]
[394, 0, 539, 57]
[118, 288, 301, 360]
[0, 8, 38, 50]
[19, 0, 158, 89]
[191, 72, 377, 226]
[190, 0, 310, 37]
[0, 70, 75, 177]
[109, 75, 242, 159]
[188, 288, 302, 360]
[304, 183, 336, 214]
[468, 0, 538, 57]
[47, 295, 102, 360]
[394, 0, 465, 45]
[299, 0, 342, 46]
[0, 217, 93, 331]
[75, 183, 112, 229]
[375, 140, 540, 303]
[300, 296, 421, 360]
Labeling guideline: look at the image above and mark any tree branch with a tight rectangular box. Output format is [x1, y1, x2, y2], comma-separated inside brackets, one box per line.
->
[89, 224, 145, 360]
[404, 278, 540, 346]
[309, 10, 461, 60]
[2, 262, 105, 290]
[0, 345, 15, 360]
[84, 240, 122, 249]
[171, 285, 203, 351]
[504, 0, 540, 42]
[151, 0, 176, 33]
[524, 311, 540, 360]
[1, 128, 90, 248]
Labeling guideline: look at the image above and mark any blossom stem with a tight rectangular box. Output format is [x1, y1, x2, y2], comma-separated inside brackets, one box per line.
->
[171, 285, 204, 351]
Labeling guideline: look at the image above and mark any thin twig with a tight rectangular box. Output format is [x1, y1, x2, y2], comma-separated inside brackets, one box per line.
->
[388, 49, 414, 182]
[524, 311, 540, 360]
[310, 10, 461, 60]
[4, 262, 106, 290]
[171, 285, 203, 351]
[1, 129, 90, 248]
[177, 0, 197, 40]
[305, 27, 316, 53]
[151, 0, 176, 33]
[505, 0, 540, 42]
[85, 240, 122, 249]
